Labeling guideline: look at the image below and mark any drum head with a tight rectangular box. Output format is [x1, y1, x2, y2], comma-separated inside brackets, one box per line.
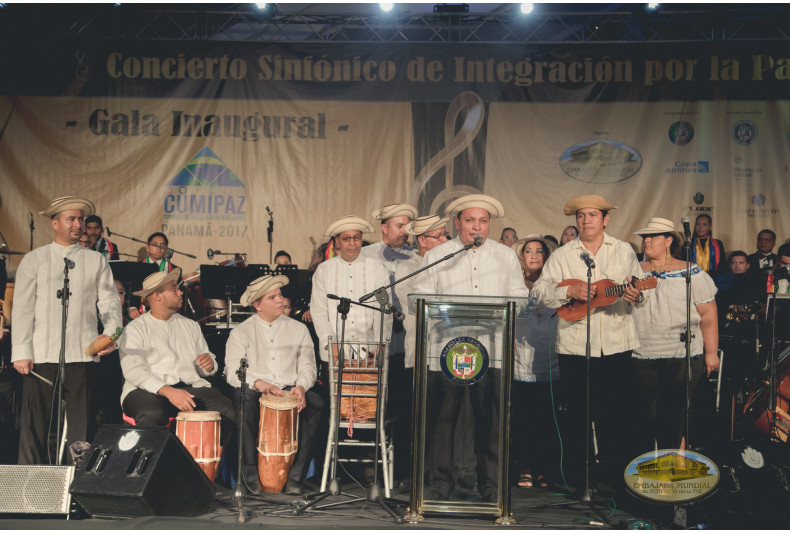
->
[176, 410, 221, 421]
[259, 393, 299, 409]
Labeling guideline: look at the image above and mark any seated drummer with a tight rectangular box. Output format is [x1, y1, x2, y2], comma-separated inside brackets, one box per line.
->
[118, 268, 236, 446]
[225, 275, 324, 496]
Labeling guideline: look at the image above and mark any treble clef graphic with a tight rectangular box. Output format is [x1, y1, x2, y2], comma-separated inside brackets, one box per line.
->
[410, 91, 487, 216]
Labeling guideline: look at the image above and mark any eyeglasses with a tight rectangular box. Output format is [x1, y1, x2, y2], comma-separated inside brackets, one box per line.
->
[425, 233, 451, 240]
[338, 235, 362, 243]
[501, 236, 518, 241]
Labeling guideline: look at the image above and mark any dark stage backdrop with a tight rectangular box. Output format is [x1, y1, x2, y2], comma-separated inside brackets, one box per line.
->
[1, 41, 787, 273]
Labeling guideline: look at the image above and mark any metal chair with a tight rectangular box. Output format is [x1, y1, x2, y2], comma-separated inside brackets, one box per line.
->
[320, 337, 395, 497]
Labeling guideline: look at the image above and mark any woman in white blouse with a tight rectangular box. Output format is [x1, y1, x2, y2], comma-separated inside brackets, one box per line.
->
[631, 218, 719, 453]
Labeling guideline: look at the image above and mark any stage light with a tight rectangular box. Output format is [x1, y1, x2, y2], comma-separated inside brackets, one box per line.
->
[647, 3, 660, 10]
[520, 3, 534, 15]
[255, 3, 268, 9]
[380, 3, 394, 12]
[252, 3, 276, 18]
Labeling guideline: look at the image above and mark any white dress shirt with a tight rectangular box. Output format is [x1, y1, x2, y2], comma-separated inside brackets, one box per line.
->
[531, 234, 642, 357]
[225, 313, 316, 391]
[12, 242, 122, 364]
[410, 237, 529, 369]
[514, 306, 560, 382]
[119, 312, 217, 403]
[310, 255, 392, 361]
[393, 254, 423, 368]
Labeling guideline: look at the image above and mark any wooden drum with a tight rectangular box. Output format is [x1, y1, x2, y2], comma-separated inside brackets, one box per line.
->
[175, 410, 222, 482]
[258, 394, 299, 493]
[340, 371, 378, 435]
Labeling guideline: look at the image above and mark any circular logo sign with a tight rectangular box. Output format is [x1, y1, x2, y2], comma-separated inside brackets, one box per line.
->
[439, 337, 489, 385]
[732, 120, 758, 145]
[668, 121, 694, 145]
[624, 449, 719, 504]
[558, 140, 642, 184]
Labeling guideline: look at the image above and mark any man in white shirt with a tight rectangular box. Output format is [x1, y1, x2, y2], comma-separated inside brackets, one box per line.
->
[119, 269, 236, 443]
[225, 275, 323, 496]
[530, 194, 642, 487]
[310, 216, 392, 361]
[411, 194, 528, 501]
[12, 196, 122, 464]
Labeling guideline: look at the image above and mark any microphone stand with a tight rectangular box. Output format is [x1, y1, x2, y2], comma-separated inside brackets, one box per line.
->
[234, 358, 249, 523]
[766, 275, 781, 442]
[28, 212, 35, 251]
[54, 258, 72, 465]
[359, 239, 479, 303]
[266, 210, 274, 265]
[106, 228, 197, 259]
[681, 237, 694, 450]
[581, 257, 596, 505]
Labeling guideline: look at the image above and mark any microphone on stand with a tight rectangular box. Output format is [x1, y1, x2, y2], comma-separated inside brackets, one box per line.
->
[473, 234, 483, 247]
[105, 227, 112, 237]
[207, 248, 218, 260]
[580, 252, 595, 269]
[64, 258, 75, 270]
[28, 212, 35, 231]
[681, 216, 692, 244]
[165, 248, 174, 260]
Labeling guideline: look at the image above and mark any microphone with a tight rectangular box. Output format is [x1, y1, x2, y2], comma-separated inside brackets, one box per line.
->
[473, 234, 483, 247]
[105, 227, 112, 237]
[327, 294, 341, 300]
[207, 248, 218, 260]
[580, 252, 595, 269]
[681, 217, 691, 244]
[240, 357, 248, 368]
[165, 248, 174, 260]
[64, 258, 75, 269]
[28, 212, 34, 230]
[266, 206, 273, 217]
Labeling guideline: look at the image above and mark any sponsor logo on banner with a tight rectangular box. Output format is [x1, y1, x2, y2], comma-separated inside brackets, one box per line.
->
[439, 337, 489, 385]
[752, 194, 766, 206]
[665, 160, 708, 175]
[161, 147, 248, 239]
[732, 120, 758, 145]
[558, 140, 641, 184]
[693, 192, 705, 205]
[746, 193, 778, 218]
[668, 121, 694, 145]
[624, 449, 719, 503]
[733, 156, 762, 179]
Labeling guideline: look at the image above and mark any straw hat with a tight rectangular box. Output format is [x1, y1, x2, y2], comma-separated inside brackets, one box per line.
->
[322, 216, 375, 239]
[240, 275, 289, 307]
[405, 215, 449, 236]
[133, 268, 182, 298]
[445, 194, 505, 218]
[633, 217, 676, 235]
[39, 196, 95, 218]
[511, 234, 557, 269]
[563, 195, 617, 216]
[371, 203, 418, 221]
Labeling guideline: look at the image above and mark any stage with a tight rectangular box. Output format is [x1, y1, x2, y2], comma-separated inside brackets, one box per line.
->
[1, 467, 787, 530]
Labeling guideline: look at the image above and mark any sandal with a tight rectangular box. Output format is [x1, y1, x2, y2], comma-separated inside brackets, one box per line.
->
[518, 473, 534, 488]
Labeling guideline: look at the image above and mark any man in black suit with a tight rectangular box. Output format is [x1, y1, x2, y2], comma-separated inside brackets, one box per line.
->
[747, 229, 777, 274]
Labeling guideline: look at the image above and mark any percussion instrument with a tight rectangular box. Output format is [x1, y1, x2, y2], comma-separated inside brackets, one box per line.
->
[258, 394, 299, 493]
[175, 410, 222, 482]
[184, 254, 247, 323]
[742, 346, 790, 442]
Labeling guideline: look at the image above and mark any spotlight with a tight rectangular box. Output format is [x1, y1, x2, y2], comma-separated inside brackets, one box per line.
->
[252, 3, 276, 17]
[520, 3, 533, 15]
[255, 2, 267, 8]
[380, 2, 394, 12]
[647, 3, 660, 10]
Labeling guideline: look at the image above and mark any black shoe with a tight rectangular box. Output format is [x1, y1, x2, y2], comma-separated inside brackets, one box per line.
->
[285, 480, 303, 496]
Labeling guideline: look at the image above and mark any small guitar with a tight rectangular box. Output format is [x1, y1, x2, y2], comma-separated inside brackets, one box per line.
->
[556, 276, 657, 321]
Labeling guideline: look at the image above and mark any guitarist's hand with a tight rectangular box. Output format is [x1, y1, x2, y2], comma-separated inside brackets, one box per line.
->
[566, 283, 596, 302]
[622, 276, 641, 304]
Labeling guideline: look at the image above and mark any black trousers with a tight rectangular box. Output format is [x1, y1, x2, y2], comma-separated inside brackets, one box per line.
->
[428, 369, 501, 499]
[122, 384, 237, 449]
[557, 351, 635, 485]
[18, 362, 96, 465]
[387, 353, 412, 482]
[631, 356, 704, 452]
[511, 380, 561, 480]
[234, 387, 325, 487]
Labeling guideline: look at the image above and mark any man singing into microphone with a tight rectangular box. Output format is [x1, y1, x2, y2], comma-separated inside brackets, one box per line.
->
[531, 195, 642, 490]
[411, 193, 527, 501]
[225, 275, 323, 495]
[12, 196, 122, 464]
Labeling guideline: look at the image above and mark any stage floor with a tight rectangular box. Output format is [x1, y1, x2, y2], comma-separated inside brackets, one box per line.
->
[2, 473, 786, 530]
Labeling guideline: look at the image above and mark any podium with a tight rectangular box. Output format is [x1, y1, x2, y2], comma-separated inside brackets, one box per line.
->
[405, 294, 533, 524]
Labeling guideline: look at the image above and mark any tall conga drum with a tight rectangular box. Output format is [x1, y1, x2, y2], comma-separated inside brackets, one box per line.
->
[175, 410, 222, 482]
[258, 394, 299, 493]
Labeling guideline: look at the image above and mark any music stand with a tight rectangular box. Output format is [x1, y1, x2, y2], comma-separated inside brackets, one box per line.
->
[108, 261, 158, 313]
[201, 265, 263, 327]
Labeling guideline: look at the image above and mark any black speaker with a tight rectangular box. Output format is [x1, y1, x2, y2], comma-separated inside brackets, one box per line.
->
[69, 425, 215, 518]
